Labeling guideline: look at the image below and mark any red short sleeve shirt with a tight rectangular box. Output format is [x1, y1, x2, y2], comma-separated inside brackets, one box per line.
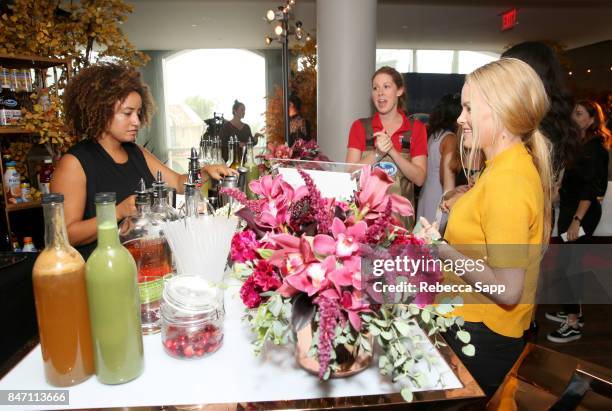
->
[347, 111, 427, 158]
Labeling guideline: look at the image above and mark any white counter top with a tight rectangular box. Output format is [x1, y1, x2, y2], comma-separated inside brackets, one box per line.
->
[0, 286, 464, 410]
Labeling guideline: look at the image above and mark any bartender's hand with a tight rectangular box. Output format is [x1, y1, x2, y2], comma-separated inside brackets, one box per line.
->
[116, 195, 137, 220]
[202, 164, 238, 180]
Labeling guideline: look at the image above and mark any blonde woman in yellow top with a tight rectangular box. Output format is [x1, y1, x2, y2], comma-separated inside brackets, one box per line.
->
[436, 58, 554, 397]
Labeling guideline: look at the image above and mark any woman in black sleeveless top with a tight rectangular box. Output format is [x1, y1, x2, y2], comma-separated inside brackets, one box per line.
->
[51, 63, 235, 259]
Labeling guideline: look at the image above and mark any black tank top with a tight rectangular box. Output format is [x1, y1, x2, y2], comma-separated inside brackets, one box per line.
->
[67, 139, 155, 258]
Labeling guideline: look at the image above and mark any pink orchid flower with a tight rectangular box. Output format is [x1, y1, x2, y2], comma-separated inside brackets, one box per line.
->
[357, 166, 414, 218]
[285, 255, 337, 296]
[313, 218, 367, 258]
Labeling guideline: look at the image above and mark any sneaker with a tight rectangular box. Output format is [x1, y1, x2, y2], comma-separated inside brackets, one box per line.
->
[547, 322, 582, 343]
[545, 311, 584, 326]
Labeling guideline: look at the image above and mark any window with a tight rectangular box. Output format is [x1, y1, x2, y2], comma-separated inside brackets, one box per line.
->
[163, 49, 266, 172]
[458, 51, 499, 74]
[376, 49, 413, 72]
[416, 50, 454, 74]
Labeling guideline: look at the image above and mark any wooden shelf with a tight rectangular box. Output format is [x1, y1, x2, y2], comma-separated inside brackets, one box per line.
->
[0, 53, 68, 69]
[0, 126, 33, 135]
[5, 201, 41, 212]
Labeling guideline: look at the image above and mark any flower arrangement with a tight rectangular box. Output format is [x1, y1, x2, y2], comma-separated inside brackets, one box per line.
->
[222, 167, 472, 401]
[258, 138, 330, 175]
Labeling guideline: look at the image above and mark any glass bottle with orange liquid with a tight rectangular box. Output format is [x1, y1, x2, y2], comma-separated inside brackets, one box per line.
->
[32, 193, 94, 386]
[120, 179, 173, 282]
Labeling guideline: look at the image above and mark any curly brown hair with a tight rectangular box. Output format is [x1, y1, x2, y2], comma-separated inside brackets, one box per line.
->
[64, 62, 155, 141]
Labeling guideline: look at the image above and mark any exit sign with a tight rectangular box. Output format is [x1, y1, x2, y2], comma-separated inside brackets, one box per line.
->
[501, 8, 518, 31]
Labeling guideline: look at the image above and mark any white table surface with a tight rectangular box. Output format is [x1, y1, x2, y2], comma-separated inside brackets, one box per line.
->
[0, 286, 461, 410]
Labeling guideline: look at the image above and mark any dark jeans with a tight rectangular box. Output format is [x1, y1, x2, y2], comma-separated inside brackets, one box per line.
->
[443, 321, 525, 397]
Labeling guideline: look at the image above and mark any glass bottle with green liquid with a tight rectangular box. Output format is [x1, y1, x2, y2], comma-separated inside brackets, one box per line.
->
[86, 192, 144, 384]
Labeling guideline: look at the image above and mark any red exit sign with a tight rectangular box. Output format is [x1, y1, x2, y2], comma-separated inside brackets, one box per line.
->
[501, 8, 518, 31]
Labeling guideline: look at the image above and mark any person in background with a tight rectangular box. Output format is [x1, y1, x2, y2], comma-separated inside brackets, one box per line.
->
[51, 62, 235, 259]
[436, 58, 554, 396]
[416, 94, 461, 231]
[288, 93, 311, 142]
[220, 99, 253, 161]
[546, 99, 611, 343]
[345, 66, 427, 214]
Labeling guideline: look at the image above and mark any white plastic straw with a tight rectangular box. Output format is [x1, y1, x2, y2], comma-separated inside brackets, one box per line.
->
[162, 215, 237, 283]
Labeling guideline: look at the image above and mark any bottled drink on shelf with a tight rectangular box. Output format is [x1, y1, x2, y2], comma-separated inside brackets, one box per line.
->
[86, 192, 144, 384]
[39, 158, 54, 194]
[32, 193, 94, 386]
[20, 179, 32, 202]
[10, 232, 20, 252]
[3, 161, 22, 203]
[0, 85, 22, 126]
[22, 236, 37, 252]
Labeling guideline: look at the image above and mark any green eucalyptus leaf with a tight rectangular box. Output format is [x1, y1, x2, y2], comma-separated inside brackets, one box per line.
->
[380, 330, 393, 340]
[394, 355, 407, 368]
[401, 388, 413, 402]
[462, 344, 476, 357]
[421, 310, 431, 323]
[269, 296, 282, 316]
[394, 320, 411, 337]
[435, 304, 453, 315]
[456, 330, 471, 344]
[360, 337, 372, 352]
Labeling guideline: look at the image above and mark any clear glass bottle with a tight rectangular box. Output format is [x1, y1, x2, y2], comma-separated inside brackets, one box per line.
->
[244, 138, 260, 200]
[151, 171, 180, 222]
[183, 174, 199, 218]
[86, 192, 144, 384]
[33, 193, 94, 386]
[226, 136, 235, 167]
[120, 179, 173, 282]
[160, 275, 224, 359]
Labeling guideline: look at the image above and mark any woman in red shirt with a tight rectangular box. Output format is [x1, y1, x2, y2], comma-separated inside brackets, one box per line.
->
[345, 66, 427, 187]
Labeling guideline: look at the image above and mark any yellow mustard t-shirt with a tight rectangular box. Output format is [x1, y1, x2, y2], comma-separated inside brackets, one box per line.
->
[442, 143, 544, 338]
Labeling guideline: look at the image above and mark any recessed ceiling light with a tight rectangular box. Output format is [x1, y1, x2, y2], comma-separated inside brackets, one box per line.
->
[191, 24, 198, 28]
[401, 25, 409, 30]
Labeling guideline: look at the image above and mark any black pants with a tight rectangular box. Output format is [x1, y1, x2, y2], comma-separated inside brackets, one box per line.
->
[443, 322, 525, 397]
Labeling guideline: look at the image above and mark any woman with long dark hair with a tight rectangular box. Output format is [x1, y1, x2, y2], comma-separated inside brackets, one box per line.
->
[546, 100, 611, 343]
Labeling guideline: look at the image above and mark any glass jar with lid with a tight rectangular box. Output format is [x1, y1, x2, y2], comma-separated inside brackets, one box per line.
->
[161, 275, 224, 359]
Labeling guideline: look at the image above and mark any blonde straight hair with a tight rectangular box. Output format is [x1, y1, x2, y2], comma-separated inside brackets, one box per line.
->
[460, 58, 554, 243]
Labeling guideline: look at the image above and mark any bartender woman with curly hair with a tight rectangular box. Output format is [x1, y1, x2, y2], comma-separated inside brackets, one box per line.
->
[51, 62, 235, 258]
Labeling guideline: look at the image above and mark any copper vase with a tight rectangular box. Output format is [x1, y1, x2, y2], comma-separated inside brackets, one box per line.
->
[295, 323, 373, 378]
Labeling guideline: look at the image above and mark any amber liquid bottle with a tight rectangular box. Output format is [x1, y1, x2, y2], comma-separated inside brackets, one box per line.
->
[32, 193, 94, 386]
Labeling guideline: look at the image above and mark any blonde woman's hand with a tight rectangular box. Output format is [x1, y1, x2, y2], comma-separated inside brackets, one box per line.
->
[440, 185, 470, 212]
[414, 217, 442, 242]
[203, 164, 238, 180]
